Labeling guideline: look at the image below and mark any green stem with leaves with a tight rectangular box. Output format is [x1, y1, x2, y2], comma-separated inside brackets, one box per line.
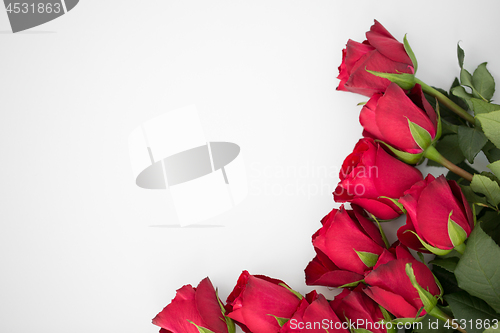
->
[424, 146, 474, 182]
[416, 78, 476, 125]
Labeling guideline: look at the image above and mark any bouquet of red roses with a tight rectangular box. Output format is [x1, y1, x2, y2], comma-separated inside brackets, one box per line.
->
[152, 20, 500, 333]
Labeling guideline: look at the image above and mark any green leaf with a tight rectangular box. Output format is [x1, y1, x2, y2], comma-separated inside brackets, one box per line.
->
[404, 34, 418, 73]
[432, 265, 462, 295]
[458, 126, 488, 163]
[278, 283, 303, 300]
[430, 257, 460, 272]
[377, 140, 423, 164]
[406, 263, 438, 312]
[445, 291, 500, 333]
[488, 161, 500, 179]
[369, 213, 391, 248]
[366, 69, 416, 90]
[188, 321, 216, 333]
[473, 62, 495, 101]
[225, 317, 236, 333]
[449, 214, 468, 247]
[455, 226, 500, 313]
[472, 98, 500, 116]
[470, 174, 500, 207]
[479, 210, 500, 246]
[481, 171, 500, 185]
[452, 86, 474, 110]
[408, 120, 432, 150]
[268, 315, 289, 327]
[338, 279, 364, 288]
[460, 185, 490, 207]
[476, 111, 500, 149]
[484, 327, 500, 333]
[355, 250, 379, 268]
[461, 68, 474, 89]
[441, 119, 460, 135]
[484, 141, 500, 163]
[407, 230, 453, 256]
[450, 77, 471, 111]
[458, 43, 465, 69]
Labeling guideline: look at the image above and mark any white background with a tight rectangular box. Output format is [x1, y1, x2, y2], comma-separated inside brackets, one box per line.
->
[1, 1, 500, 332]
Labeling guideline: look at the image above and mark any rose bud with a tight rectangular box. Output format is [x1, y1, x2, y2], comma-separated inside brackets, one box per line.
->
[337, 20, 414, 97]
[226, 271, 302, 333]
[333, 137, 423, 220]
[331, 285, 394, 333]
[305, 205, 387, 288]
[397, 174, 474, 255]
[363, 247, 442, 319]
[360, 83, 440, 162]
[152, 277, 233, 333]
[280, 291, 349, 333]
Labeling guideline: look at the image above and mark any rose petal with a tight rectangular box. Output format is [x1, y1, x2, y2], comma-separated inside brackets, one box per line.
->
[363, 286, 418, 318]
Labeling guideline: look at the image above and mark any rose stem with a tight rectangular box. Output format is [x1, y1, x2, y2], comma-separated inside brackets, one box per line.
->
[415, 78, 476, 125]
[429, 306, 468, 333]
[424, 146, 474, 182]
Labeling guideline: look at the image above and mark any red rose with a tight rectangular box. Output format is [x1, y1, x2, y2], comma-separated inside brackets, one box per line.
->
[397, 174, 474, 253]
[331, 285, 387, 333]
[280, 291, 349, 333]
[337, 20, 414, 97]
[152, 277, 230, 333]
[226, 271, 302, 333]
[333, 137, 423, 220]
[363, 246, 441, 319]
[360, 83, 438, 155]
[305, 205, 386, 288]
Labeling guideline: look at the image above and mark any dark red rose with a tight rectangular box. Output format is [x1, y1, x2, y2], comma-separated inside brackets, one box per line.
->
[334, 137, 423, 220]
[226, 271, 302, 333]
[280, 291, 349, 332]
[360, 83, 438, 155]
[397, 174, 474, 253]
[363, 246, 441, 319]
[337, 20, 414, 97]
[305, 205, 386, 288]
[331, 285, 387, 333]
[152, 277, 230, 333]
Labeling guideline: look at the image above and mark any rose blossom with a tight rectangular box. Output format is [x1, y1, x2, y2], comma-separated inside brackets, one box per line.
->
[305, 205, 386, 288]
[397, 174, 474, 253]
[152, 277, 230, 333]
[226, 271, 302, 333]
[334, 137, 423, 220]
[360, 83, 438, 155]
[331, 285, 388, 333]
[363, 244, 441, 319]
[280, 291, 349, 333]
[337, 20, 414, 97]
